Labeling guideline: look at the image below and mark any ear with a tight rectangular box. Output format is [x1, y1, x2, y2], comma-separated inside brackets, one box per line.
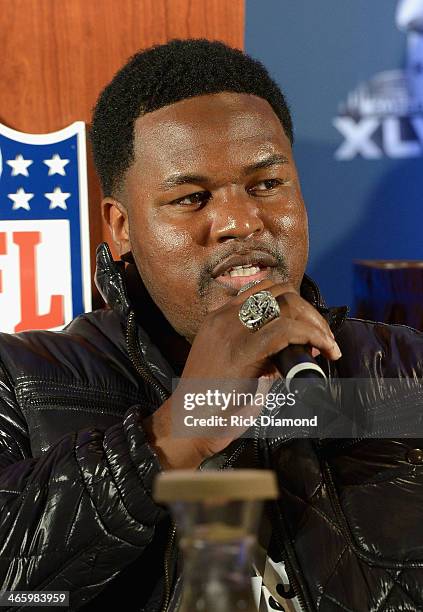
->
[102, 197, 131, 257]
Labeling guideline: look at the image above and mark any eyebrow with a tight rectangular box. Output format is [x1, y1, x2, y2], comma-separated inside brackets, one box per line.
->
[160, 173, 209, 191]
[242, 153, 289, 174]
[159, 153, 289, 191]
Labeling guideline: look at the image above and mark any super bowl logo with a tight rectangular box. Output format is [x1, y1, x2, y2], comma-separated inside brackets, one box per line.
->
[334, 0, 423, 159]
[0, 122, 91, 333]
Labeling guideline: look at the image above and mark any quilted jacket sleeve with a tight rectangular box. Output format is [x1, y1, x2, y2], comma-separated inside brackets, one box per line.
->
[0, 362, 167, 610]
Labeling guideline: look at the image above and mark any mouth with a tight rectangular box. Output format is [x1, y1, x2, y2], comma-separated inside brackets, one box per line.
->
[211, 252, 277, 292]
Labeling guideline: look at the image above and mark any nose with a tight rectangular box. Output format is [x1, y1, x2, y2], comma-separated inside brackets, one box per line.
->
[208, 188, 265, 244]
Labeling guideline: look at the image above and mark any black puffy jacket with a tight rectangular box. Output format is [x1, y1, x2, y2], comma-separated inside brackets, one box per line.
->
[0, 242, 422, 612]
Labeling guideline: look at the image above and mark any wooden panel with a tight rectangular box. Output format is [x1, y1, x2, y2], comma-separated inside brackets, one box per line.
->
[0, 0, 244, 304]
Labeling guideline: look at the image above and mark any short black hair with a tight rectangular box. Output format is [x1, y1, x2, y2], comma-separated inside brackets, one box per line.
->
[90, 39, 293, 196]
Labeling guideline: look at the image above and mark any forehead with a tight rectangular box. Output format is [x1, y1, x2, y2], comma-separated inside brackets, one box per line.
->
[131, 93, 291, 178]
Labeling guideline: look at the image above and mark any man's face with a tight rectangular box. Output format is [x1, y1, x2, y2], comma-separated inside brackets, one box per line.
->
[106, 92, 309, 342]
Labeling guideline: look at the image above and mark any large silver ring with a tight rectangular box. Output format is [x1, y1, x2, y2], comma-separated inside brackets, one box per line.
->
[238, 290, 280, 332]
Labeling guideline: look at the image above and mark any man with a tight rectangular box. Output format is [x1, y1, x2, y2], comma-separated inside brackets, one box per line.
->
[0, 39, 422, 611]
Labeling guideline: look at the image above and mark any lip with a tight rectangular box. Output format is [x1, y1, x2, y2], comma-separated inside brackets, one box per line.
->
[211, 251, 278, 279]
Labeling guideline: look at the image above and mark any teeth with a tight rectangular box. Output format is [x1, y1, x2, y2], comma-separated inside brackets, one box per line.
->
[228, 265, 260, 277]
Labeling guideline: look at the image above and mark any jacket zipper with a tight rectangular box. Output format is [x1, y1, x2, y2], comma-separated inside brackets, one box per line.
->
[26, 395, 136, 413]
[125, 310, 176, 612]
[125, 310, 169, 404]
[161, 524, 177, 612]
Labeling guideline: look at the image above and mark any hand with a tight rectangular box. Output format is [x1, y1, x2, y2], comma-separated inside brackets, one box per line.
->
[144, 280, 341, 468]
[183, 279, 340, 379]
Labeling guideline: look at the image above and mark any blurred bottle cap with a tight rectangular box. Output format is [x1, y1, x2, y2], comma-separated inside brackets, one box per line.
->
[154, 469, 278, 502]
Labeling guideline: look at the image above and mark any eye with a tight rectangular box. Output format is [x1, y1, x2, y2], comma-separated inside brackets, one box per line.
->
[248, 178, 285, 194]
[170, 191, 211, 208]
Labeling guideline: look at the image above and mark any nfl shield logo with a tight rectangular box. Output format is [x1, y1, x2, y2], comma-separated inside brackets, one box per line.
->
[0, 122, 91, 333]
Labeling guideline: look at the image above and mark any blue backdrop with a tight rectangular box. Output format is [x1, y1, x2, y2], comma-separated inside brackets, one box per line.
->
[246, 0, 423, 309]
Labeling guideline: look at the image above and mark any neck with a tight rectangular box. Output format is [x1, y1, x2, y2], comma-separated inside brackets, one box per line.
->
[124, 264, 190, 375]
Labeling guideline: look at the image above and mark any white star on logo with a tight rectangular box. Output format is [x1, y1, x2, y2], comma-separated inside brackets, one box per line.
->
[6, 154, 33, 177]
[8, 188, 34, 210]
[45, 187, 71, 210]
[43, 153, 70, 176]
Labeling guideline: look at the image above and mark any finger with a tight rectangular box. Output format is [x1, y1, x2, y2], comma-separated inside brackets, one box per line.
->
[267, 287, 334, 339]
[251, 317, 342, 361]
[232, 278, 287, 305]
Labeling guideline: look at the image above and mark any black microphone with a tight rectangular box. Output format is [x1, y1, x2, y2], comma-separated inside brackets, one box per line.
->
[237, 281, 327, 392]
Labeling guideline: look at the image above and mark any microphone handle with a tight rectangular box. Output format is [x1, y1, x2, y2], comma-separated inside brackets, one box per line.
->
[273, 344, 327, 392]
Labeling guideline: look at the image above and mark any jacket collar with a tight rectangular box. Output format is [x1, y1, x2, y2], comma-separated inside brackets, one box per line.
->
[94, 241, 348, 331]
[95, 243, 132, 317]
